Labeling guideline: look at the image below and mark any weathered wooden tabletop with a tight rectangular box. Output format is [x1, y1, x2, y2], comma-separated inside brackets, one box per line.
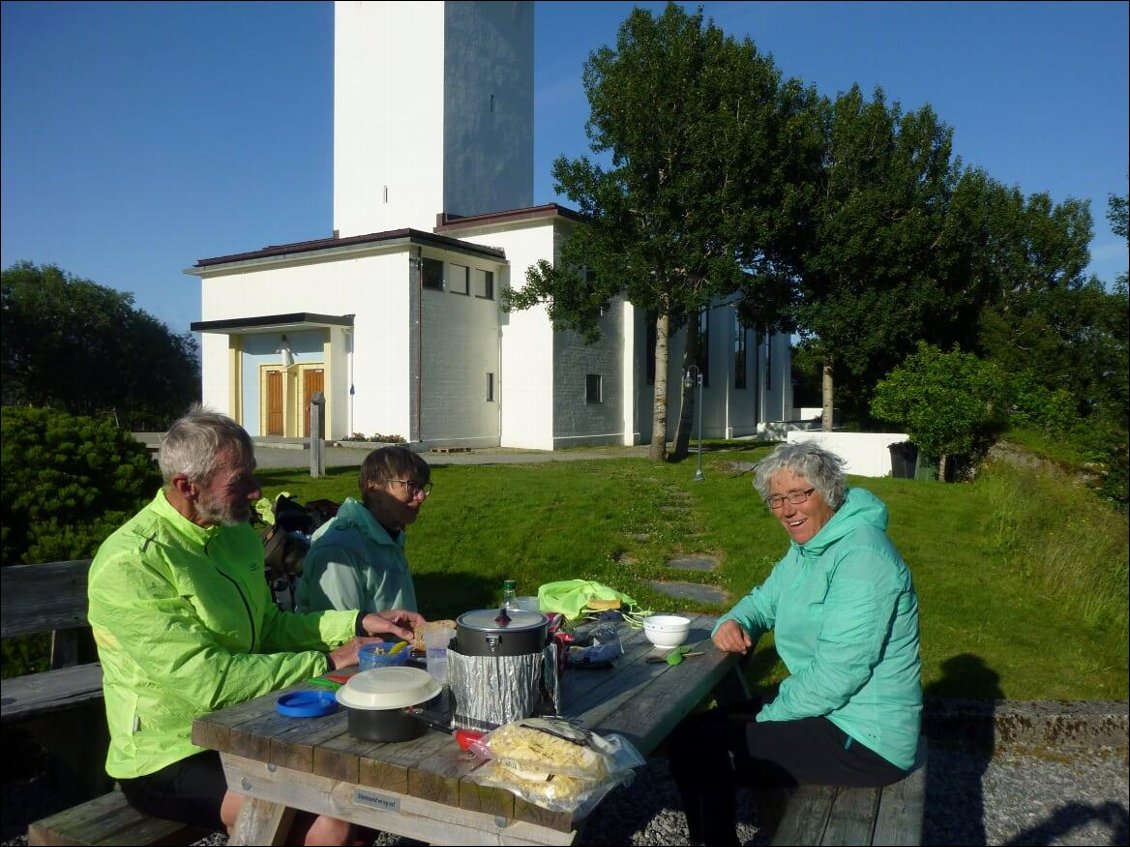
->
[192, 614, 744, 846]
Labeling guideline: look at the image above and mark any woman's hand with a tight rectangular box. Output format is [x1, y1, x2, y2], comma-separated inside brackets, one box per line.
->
[327, 636, 385, 670]
[713, 619, 753, 655]
[360, 609, 425, 642]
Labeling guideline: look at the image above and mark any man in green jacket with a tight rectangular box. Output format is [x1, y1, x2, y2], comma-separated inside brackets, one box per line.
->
[88, 406, 424, 845]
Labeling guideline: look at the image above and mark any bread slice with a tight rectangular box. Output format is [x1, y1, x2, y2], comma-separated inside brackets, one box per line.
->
[413, 619, 457, 653]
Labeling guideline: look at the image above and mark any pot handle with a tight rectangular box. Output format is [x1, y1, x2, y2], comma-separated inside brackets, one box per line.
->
[403, 706, 452, 734]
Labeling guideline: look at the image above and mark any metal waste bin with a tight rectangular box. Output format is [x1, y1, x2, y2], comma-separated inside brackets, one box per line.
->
[888, 442, 918, 479]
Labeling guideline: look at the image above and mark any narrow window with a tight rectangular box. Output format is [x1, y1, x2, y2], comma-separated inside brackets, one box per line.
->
[698, 309, 710, 388]
[421, 257, 444, 290]
[486, 372, 495, 402]
[765, 332, 773, 391]
[734, 314, 747, 389]
[645, 311, 657, 386]
[586, 374, 602, 404]
[474, 269, 494, 300]
[451, 264, 469, 295]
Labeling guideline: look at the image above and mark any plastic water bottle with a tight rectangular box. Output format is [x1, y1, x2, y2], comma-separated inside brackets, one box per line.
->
[502, 579, 518, 610]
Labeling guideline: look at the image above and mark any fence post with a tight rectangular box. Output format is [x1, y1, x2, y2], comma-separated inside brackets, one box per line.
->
[309, 392, 325, 478]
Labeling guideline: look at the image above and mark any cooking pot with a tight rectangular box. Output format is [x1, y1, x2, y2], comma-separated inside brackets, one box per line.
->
[336, 666, 442, 742]
[455, 607, 549, 656]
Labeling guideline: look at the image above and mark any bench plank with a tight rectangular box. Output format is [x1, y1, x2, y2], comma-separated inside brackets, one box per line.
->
[1, 561, 92, 639]
[27, 789, 210, 846]
[1, 663, 104, 723]
[769, 736, 927, 846]
[771, 784, 835, 845]
[872, 738, 928, 846]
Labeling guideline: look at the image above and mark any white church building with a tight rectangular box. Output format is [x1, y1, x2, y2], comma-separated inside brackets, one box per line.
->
[188, 1, 793, 450]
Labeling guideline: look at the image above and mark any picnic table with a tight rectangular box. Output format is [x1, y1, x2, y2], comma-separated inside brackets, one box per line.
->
[192, 613, 746, 845]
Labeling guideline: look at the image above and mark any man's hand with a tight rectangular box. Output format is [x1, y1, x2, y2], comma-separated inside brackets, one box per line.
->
[328, 636, 385, 670]
[713, 619, 753, 655]
[360, 609, 425, 642]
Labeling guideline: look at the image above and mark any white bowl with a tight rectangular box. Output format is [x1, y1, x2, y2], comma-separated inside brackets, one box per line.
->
[643, 615, 691, 649]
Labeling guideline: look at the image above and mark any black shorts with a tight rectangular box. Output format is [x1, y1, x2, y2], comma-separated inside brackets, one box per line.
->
[117, 750, 227, 832]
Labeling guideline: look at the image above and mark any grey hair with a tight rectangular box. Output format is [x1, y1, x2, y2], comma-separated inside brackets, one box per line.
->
[753, 441, 847, 509]
[157, 404, 254, 486]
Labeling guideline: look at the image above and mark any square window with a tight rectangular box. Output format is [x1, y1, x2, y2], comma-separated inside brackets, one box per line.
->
[586, 374, 602, 404]
[451, 264, 469, 295]
[421, 257, 443, 290]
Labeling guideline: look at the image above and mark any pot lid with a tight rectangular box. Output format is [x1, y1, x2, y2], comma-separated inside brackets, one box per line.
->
[457, 608, 548, 634]
[336, 666, 441, 711]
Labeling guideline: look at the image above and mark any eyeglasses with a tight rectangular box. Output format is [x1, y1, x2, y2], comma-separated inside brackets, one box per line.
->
[390, 479, 433, 498]
[765, 488, 815, 510]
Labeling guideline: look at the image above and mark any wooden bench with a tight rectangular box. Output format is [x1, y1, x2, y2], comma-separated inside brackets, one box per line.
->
[2, 559, 207, 846]
[770, 735, 928, 846]
[1, 559, 110, 802]
[27, 789, 210, 847]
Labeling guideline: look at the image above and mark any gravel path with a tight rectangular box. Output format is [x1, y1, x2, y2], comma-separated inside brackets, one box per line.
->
[3, 739, 1125, 846]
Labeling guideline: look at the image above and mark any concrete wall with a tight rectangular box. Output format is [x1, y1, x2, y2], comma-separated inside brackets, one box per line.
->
[334, 1, 445, 236]
[415, 248, 503, 448]
[333, 1, 533, 237]
[787, 430, 910, 478]
[552, 303, 625, 448]
[452, 220, 557, 449]
[442, 1, 534, 218]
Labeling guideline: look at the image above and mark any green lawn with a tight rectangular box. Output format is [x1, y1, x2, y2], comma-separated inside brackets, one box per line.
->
[258, 444, 1129, 702]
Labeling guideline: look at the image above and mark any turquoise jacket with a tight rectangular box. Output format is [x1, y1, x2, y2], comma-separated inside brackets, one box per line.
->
[715, 487, 922, 770]
[88, 490, 359, 779]
[295, 497, 418, 614]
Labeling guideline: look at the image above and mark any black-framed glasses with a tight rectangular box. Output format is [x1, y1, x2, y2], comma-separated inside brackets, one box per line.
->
[390, 479, 433, 498]
[765, 488, 815, 510]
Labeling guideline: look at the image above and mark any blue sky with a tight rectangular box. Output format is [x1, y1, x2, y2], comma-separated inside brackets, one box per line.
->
[2, 1, 1127, 337]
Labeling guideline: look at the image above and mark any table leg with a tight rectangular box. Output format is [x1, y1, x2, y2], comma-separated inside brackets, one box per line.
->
[229, 796, 295, 846]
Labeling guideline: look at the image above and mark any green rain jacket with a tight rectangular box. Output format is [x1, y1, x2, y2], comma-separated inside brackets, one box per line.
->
[714, 487, 922, 770]
[295, 497, 418, 613]
[88, 490, 359, 779]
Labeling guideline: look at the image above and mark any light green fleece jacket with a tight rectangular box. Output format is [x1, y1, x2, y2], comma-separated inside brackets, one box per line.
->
[295, 497, 418, 614]
[88, 490, 359, 779]
[714, 487, 922, 770]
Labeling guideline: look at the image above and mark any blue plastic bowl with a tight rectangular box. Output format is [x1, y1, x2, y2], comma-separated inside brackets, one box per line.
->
[358, 643, 411, 671]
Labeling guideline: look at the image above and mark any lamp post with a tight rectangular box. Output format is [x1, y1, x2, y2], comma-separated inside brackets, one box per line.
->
[684, 365, 704, 482]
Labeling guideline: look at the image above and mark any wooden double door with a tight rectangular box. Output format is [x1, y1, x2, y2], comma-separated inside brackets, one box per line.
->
[265, 366, 324, 437]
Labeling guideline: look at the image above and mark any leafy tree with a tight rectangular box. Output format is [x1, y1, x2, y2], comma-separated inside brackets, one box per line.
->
[2, 262, 200, 430]
[0, 406, 160, 566]
[785, 86, 966, 430]
[871, 342, 1007, 481]
[505, 2, 819, 459]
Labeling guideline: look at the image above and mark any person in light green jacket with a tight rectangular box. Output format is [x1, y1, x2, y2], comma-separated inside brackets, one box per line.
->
[296, 446, 430, 614]
[88, 407, 424, 846]
[668, 441, 922, 846]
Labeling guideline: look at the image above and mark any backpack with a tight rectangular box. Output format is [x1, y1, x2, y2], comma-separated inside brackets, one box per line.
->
[257, 494, 340, 610]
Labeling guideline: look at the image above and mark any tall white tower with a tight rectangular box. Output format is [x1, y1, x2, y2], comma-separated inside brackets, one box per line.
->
[333, 1, 534, 237]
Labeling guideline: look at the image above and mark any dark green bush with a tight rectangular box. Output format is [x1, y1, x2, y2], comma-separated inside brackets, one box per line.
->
[1, 406, 160, 565]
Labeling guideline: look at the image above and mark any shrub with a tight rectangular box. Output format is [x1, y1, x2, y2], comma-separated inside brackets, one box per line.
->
[339, 432, 406, 444]
[0, 406, 160, 565]
[871, 342, 1007, 479]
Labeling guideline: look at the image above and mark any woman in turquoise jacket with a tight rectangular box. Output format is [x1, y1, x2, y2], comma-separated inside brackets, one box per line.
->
[295, 446, 429, 614]
[668, 441, 922, 846]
